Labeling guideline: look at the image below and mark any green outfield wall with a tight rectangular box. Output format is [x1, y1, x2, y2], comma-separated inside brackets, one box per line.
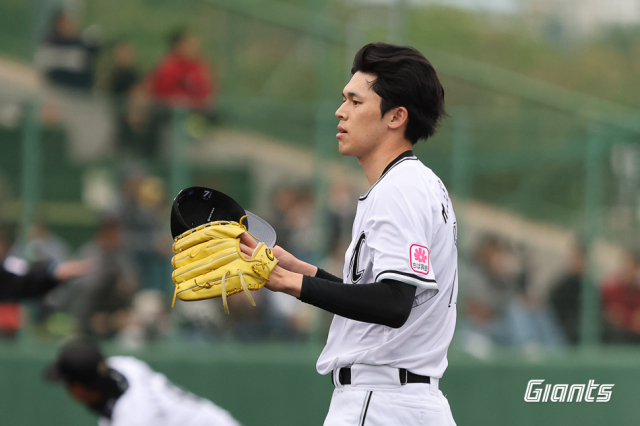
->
[1, 344, 639, 426]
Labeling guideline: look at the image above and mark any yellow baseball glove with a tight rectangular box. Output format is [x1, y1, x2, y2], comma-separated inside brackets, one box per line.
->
[171, 220, 278, 314]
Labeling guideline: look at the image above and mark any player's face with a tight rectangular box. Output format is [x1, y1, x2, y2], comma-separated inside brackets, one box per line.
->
[67, 382, 103, 406]
[335, 72, 390, 159]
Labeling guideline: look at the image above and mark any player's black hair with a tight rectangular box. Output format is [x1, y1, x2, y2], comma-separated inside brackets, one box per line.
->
[351, 43, 447, 144]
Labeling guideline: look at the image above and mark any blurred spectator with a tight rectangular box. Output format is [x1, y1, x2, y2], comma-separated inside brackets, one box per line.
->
[10, 221, 72, 332]
[262, 186, 317, 341]
[0, 228, 26, 339]
[287, 188, 315, 262]
[103, 39, 154, 159]
[462, 235, 518, 351]
[106, 40, 140, 99]
[17, 221, 71, 264]
[114, 171, 171, 346]
[34, 11, 112, 161]
[0, 226, 92, 338]
[326, 182, 357, 259]
[0, 226, 92, 300]
[461, 235, 565, 356]
[118, 290, 170, 349]
[73, 216, 137, 339]
[549, 242, 586, 345]
[506, 243, 565, 351]
[269, 187, 298, 250]
[35, 11, 102, 92]
[601, 251, 640, 344]
[148, 29, 214, 111]
[116, 170, 170, 292]
[226, 291, 271, 342]
[173, 299, 225, 343]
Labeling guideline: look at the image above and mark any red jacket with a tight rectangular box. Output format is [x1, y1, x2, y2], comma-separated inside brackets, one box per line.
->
[149, 54, 213, 109]
[602, 278, 640, 331]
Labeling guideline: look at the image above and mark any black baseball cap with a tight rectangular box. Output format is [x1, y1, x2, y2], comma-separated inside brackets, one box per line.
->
[170, 186, 277, 247]
[43, 338, 109, 386]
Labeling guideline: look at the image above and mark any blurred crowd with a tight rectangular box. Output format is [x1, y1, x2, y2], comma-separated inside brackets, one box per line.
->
[34, 9, 217, 161]
[458, 233, 640, 358]
[0, 8, 322, 347]
[0, 171, 360, 347]
[4, 158, 640, 353]
[2, 8, 640, 355]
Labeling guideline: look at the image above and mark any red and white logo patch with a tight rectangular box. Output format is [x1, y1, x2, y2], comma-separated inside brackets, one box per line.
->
[410, 244, 430, 275]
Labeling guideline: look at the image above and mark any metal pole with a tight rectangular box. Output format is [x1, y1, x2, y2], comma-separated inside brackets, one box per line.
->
[452, 108, 472, 201]
[451, 108, 472, 265]
[306, 0, 336, 347]
[20, 100, 42, 245]
[170, 108, 190, 200]
[307, 0, 333, 265]
[389, 0, 408, 45]
[580, 124, 605, 347]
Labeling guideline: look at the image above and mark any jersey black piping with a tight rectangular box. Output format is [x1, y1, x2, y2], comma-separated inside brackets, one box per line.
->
[359, 391, 373, 426]
[375, 269, 437, 284]
[448, 270, 457, 307]
[358, 151, 419, 201]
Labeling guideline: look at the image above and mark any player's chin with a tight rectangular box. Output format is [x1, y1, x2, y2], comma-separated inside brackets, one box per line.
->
[337, 139, 354, 157]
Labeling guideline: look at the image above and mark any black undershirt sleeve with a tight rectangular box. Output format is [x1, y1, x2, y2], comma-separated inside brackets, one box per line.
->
[315, 268, 342, 283]
[299, 275, 416, 328]
[0, 261, 59, 301]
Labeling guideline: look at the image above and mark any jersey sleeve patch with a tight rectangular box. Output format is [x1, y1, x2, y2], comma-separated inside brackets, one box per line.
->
[410, 244, 430, 275]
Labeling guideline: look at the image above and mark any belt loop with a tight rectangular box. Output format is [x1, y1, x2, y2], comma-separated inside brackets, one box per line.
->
[400, 368, 408, 386]
[333, 368, 343, 388]
[430, 377, 439, 391]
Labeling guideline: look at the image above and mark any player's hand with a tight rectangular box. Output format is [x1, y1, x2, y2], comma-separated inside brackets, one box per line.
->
[53, 259, 94, 281]
[239, 234, 317, 276]
[239, 232, 259, 259]
[269, 246, 296, 271]
[239, 232, 303, 297]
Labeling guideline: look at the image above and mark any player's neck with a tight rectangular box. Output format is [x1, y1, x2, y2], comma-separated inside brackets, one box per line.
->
[358, 138, 413, 186]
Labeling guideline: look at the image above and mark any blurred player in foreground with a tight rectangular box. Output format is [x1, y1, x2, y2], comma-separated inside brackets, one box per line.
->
[0, 229, 92, 301]
[241, 43, 457, 425]
[44, 338, 242, 426]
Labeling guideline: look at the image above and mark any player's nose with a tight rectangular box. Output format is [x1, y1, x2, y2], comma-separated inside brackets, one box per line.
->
[335, 104, 347, 120]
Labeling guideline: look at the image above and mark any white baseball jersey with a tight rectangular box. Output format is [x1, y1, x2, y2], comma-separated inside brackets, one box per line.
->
[98, 357, 241, 426]
[317, 153, 458, 378]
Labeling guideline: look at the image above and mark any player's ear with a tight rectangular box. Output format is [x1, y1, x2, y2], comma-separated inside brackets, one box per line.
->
[387, 106, 408, 130]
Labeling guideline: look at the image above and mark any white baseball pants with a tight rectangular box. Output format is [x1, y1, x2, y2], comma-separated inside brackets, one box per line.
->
[323, 365, 456, 426]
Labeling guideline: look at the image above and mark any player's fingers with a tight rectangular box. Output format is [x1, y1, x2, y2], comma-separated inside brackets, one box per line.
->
[271, 245, 288, 258]
[240, 232, 259, 249]
[239, 242, 253, 260]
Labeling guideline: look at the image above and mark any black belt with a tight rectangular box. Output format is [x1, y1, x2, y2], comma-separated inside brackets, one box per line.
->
[332, 367, 430, 386]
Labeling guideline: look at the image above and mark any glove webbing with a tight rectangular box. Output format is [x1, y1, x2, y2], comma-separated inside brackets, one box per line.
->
[173, 216, 253, 245]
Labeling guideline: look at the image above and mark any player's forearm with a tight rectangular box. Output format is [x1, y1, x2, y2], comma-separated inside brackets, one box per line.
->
[265, 264, 342, 299]
[266, 266, 303, 298]
[270, 245, 317, 276]
[299, 277, 416, 328]
[291, 259, 318, 276]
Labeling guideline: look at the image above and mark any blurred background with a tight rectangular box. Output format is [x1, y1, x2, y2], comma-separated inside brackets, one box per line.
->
[1, 0, 640, 424]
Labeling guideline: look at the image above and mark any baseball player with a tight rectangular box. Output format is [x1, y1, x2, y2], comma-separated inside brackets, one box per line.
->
[242, 43, 458, 425]
[44, 338, 242, 426]
[0, 229, 92, 301]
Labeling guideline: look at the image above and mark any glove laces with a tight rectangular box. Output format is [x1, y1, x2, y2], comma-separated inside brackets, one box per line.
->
[175, 269, 257, 314]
